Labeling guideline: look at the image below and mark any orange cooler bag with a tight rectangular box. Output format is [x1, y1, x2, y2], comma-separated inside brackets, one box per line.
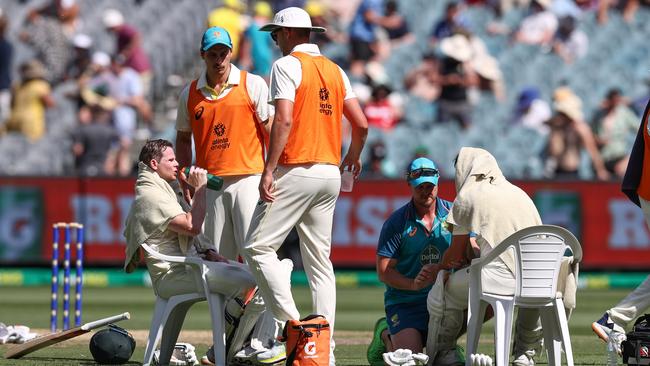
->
[280, 314, 330, 366]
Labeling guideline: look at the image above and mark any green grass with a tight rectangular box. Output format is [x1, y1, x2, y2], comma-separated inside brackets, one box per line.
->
[0, 286, 631, 365]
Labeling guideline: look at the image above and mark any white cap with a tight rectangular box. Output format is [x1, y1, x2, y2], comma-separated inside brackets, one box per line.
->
[91, 51, 110, 67]
[103, 9, 124, 28]
[259, 7, 326, 33]
[73, 34, 93, 49]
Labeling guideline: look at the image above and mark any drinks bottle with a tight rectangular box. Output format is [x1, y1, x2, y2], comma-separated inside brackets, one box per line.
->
[182, 167, 223, 191]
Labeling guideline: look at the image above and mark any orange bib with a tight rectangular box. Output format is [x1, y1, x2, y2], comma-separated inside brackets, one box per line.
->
[187, 70, 265, 176]
[280, 52, 345, 166]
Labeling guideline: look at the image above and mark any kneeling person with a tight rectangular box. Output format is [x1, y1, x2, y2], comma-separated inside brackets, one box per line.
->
[368, 158, 453, 365]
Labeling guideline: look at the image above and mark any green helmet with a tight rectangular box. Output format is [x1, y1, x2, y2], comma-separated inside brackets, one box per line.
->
[89, 324, 135, 364]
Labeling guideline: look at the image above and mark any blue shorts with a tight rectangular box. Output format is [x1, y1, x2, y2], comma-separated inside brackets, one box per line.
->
[385, 301, 429, 338]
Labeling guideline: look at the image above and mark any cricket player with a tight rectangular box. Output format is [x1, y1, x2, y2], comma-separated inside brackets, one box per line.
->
[123, 139, 276, 364]
[243, 7, 368, 365]
[176, 26, 272, 261]
[427, 147, 544, 366]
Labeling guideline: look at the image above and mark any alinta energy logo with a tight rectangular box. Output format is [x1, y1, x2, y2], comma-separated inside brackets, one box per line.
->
[319, 88, 332, 116]
[210, 123, 230, 150]
[214, 123, 226, 137]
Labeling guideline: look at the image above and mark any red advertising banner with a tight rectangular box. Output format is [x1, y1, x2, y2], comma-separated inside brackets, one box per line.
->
[0, 177, 648, 269]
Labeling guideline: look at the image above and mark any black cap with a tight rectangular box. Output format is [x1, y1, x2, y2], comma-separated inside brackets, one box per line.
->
[89, 324, 135, 364]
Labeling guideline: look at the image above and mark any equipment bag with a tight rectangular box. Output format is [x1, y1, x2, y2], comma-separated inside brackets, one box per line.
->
[280, 314, 330, 366]
[623, 314, 650, 365]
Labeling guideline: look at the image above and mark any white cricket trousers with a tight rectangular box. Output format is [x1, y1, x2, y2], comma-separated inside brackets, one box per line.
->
[243, 164, 340, 359]
[608, 198, 650, 328]
[202, 174, 262, 260]
[443, 259, 541, 352]
[153, 260, 257, 300]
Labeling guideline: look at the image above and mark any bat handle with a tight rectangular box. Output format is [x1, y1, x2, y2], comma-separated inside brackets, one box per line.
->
[81, 312, 130, 331]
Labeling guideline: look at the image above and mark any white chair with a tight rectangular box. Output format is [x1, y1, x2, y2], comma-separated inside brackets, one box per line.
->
[465, 225, 581, 366]
[141, 244, 227, 366]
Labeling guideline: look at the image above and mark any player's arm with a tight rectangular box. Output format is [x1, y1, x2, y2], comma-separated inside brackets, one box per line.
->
[377, 256, 435, 291]
[341, 98, 369, 178]
[175, 86, 194, 203]
[441, 233, 471, 270]
[259, 98, 292, 202]
[167, 167, 207, 236]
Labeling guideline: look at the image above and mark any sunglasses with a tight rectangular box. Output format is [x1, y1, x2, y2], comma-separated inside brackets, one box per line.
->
[406, 168, 439, 180]
[271, 29, 280, 42]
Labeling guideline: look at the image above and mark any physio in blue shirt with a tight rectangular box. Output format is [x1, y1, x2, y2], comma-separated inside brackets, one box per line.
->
[367, 157, 453, 363]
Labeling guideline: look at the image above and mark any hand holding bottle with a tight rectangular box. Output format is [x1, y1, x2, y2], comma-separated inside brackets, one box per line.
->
[181, 167, 224, 191]
[180, 166, 208, 189]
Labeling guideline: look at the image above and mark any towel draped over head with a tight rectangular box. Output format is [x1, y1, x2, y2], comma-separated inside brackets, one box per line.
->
[123, 162, 189, 272]
[447, 147, 542, 273]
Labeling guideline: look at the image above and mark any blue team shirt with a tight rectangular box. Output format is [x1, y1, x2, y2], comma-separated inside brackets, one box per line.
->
[377, 197, 453, 306]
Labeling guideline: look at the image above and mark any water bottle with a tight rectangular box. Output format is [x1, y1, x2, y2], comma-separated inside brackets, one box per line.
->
[607, 335, 619, 366]
[182, 167, 223, 191]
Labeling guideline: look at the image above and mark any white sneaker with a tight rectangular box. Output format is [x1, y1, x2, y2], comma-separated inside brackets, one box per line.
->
[256, 342, 286, 364]
[512, 351, 535, 366]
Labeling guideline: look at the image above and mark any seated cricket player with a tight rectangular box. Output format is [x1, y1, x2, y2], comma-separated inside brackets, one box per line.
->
[123, 139, 283, 363]
[426, 147, 546, 366]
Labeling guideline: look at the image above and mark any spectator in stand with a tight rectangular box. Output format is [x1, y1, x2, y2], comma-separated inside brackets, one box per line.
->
[552, 15, 588, 64]
[72, 97, 118, 176]
[207, 0, 248, 59]
[103, 9, 152, 97]
[19, 5, 70, 84]
[430, 2, 470, 44]
[239, 1, 274, 81]
[64, 33, 93, 82]
[470, 54, 505, 103]
[544, 87, 610, 180]
[348, 0, 385, 78]
[0, 9, 12, 126]
[306, 1, 347, 49]
[4, 60, 55, 141]
[514, 0, 558, 47]
[364, 84, 402, 131]
[271, 0, 306, 12]
[437, 34, 476, 129]
[591, 88, 640, 178]
[360, 140, 397, 179]
[404, 53, 440, 103]
[24, 0, 81, 38]
[104, 56, 150, 176]
[381, 0, 414, 46]
[511, 87, 552, 136]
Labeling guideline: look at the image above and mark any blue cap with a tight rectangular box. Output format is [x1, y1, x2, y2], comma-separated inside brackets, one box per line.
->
[517, 87, 540, 111]
[201, 27, 233, 51]
[407, 157, 439, 187]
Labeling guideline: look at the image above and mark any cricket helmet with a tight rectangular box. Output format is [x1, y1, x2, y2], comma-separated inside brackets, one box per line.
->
[89, 324, 135, 364]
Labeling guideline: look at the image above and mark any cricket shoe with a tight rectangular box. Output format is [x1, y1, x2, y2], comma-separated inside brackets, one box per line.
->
[232, 345, 266, 365]
[592, 312, 627, 351]
[512, 350, 535, 366]
[256, 341, 286, 364]
[367, 317, 388, 366]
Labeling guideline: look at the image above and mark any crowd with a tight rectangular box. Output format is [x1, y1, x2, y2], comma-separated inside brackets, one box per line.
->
[0, 0, 648, 180]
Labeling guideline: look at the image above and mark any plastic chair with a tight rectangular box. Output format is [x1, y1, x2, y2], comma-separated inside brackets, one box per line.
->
[465, 225, 582, 366]
[141, 244, 226, 366]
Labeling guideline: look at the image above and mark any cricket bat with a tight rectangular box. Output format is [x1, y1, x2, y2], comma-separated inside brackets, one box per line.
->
[4, 312, 130, 359]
